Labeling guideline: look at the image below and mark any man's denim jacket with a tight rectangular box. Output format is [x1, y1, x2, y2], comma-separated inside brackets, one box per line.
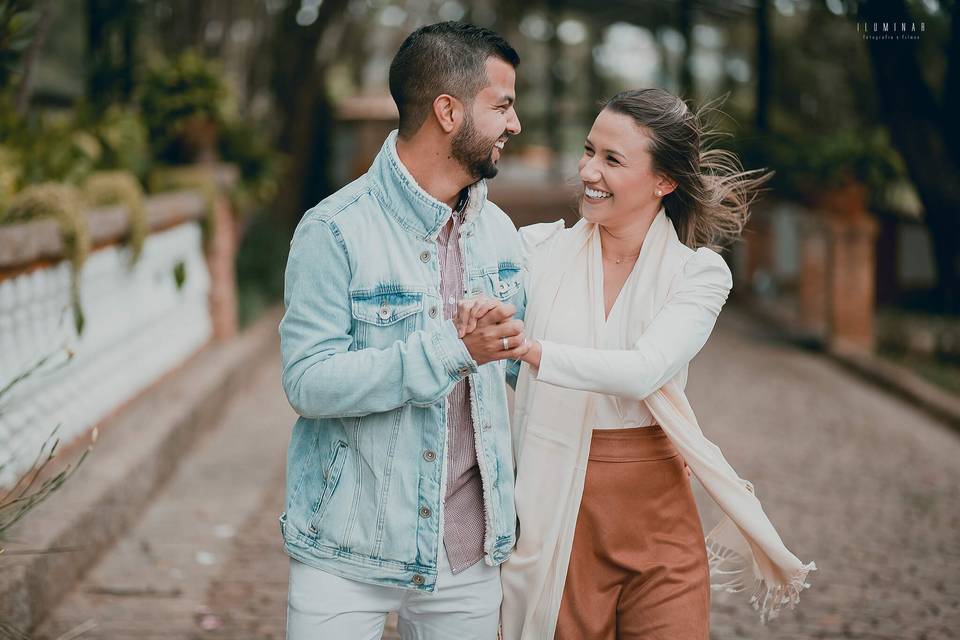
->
[278, 131, 525, 591]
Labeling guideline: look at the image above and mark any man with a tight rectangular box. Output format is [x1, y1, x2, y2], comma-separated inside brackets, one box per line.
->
[279, 22, 528, 639]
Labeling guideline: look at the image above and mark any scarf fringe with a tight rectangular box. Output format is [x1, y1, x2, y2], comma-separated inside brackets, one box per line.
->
[707, 538, 817, 624]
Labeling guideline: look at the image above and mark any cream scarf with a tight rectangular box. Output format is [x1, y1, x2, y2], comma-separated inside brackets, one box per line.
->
[500, 213, 815, 639]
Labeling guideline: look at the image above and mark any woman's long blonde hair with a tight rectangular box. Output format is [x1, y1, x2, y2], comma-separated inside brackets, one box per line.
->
[604, 89, 770, 251]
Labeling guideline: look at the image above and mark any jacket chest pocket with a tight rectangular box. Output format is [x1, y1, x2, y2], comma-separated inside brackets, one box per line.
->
[483, 263, 522, 301]
[350, 288, 424, 350]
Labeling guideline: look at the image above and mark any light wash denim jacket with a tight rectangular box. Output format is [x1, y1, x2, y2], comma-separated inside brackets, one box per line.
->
[278, 131, 525, 591]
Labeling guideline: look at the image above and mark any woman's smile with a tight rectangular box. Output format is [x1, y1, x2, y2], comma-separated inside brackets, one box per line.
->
[583, 185, 613, 204]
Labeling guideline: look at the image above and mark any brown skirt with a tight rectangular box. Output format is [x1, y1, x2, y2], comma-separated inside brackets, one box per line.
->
[555, 426, 710, 640]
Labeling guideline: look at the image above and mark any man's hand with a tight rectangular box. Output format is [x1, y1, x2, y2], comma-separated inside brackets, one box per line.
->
[454, 297, 502, 338]
[458, 299, 531, 365]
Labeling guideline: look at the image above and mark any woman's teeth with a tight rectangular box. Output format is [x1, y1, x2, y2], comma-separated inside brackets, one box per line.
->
[585, 187, 612, 199]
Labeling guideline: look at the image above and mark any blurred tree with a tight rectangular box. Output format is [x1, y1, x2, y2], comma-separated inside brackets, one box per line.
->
[86, 0, 140, 110]
[858, 0, 960, 311]
[0, 0, 34, 92]
[11, 0, 52, 114]
[678, 0, 694, 98]
[754, 0, 770, 131]
[546, 0, 564, 175]
[269, 0, 350, 228]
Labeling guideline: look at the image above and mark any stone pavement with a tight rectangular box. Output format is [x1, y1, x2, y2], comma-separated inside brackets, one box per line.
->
[34, 309, 960, 639]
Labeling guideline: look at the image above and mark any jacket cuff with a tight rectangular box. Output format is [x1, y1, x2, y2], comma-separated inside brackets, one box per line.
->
[533, 339, 557, 384]
[432, 320, 478, 381]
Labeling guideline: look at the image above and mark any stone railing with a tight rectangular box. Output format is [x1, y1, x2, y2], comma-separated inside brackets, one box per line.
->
[0, 180, 238, 487]
[733, 199, 880, 352]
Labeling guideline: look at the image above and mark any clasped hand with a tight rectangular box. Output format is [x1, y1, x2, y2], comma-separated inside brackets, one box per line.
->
[455, 297, 532, 366]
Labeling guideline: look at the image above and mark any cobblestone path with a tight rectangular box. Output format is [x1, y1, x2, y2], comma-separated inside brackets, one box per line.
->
[36, 310, 960, 639]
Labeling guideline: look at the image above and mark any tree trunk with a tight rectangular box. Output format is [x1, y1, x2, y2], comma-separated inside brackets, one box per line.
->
[14, 0, 54, 115]
[545, 0, 564, 179]
[859, 0, 960, 311]
[754, 0, 771, 131]
[678, 0, 694, 100]
[270, 0, 350, 229]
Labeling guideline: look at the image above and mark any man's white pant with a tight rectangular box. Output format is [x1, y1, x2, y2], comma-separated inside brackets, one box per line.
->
[286, 545, 502, 639]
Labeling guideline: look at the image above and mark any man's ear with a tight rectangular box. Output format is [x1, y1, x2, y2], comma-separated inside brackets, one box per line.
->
[432, 94, 463, 134]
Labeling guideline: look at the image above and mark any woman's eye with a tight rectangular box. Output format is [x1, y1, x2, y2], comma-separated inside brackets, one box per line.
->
[584, 147, 594, 156]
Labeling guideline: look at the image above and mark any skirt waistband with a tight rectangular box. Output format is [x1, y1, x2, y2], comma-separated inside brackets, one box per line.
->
[588, 426, 679, 462]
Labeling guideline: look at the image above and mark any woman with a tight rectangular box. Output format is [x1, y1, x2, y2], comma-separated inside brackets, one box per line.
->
[457, 89, 815, 639]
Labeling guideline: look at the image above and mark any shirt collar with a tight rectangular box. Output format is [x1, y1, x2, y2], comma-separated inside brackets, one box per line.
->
[370, 130, 487, 240]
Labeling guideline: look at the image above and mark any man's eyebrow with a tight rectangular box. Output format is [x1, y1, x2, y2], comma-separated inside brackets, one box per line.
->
[498, 94, 515, 106]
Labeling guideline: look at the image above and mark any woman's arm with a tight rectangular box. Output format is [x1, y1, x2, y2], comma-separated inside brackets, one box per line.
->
[525, 248, 732, 400]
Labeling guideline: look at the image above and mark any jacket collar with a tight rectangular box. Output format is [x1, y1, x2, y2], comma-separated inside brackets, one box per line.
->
[370, 130, 487, 239]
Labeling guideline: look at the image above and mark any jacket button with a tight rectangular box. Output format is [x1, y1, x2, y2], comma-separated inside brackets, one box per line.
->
[420, 250, 431, 263]
[498, 281, 509, 293]
[428, 306, 438, 319]
[412, 574, 425, 585]
[378, 304, 391, 319]
[423, 450, 436, 462]
[457, 367, 471, 377]
[419, 506, 432, 518]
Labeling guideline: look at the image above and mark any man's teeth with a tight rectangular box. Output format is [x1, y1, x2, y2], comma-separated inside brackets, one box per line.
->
[494, 140, 505, 150]
[585, 187, 612, 199]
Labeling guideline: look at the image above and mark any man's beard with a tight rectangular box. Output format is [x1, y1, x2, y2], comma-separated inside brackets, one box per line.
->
[451, 111, 501, 180]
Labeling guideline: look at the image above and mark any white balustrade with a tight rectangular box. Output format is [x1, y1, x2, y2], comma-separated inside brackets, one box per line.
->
[0, 221, 212, 486]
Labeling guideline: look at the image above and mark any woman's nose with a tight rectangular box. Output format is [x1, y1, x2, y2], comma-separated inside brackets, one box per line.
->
[579, 157, 600, 182]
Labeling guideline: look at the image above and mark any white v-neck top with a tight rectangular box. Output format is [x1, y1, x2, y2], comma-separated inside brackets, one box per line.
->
[594, 261, 657, 429]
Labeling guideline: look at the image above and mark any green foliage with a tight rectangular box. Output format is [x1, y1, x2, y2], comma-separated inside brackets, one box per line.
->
[148, 165, 220, 249]
[0, 144, 20, 210]
[92, 106, 151, 180]
[2, 182, 88, 268]
[0, 0, 39, 89]
[21, 121, 103, 187]
[139, 51, 227, 164]
[799, 130, 905, 193]
[0, 101, 150, 196]
[1, 183, 88, 334]
[173, 261, 186, 290]
[732, 128, 906, 207]
[218, 119, 280, 208]
[236, 211, 289, 328]
[83, 170, 148, 263]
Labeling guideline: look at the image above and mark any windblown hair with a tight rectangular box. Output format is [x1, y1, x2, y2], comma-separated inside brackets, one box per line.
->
[389, 22, 520, 139]
[604, 89, 770, 251]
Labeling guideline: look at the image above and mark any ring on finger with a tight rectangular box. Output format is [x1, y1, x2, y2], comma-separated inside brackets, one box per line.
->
[501, 336, 509, 351]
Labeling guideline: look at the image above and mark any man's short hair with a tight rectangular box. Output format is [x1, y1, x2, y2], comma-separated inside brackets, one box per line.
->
[389, 22, 520, 138]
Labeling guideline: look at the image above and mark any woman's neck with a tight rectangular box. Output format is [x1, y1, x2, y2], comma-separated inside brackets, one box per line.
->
[599, 205, 660, 258]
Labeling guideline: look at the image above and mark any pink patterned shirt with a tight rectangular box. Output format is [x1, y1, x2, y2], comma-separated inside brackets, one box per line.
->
[436, 198, 485, 573]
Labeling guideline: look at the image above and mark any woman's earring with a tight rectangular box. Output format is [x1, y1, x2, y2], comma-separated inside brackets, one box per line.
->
[655, 189, 663, 197]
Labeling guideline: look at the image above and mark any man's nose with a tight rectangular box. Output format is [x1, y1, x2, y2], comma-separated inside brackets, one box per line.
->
[506, 108, 521, 136]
